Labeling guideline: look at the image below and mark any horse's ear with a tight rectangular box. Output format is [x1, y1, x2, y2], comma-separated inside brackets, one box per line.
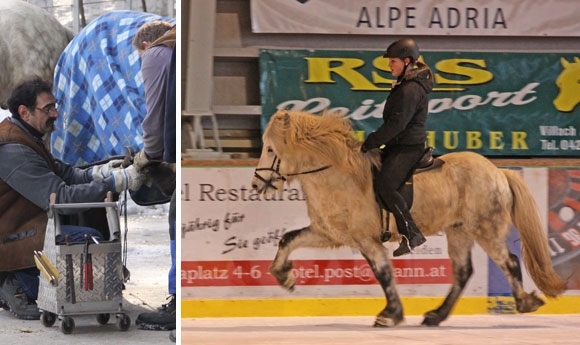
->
[283, 111, 291, 129]
[561, 57, 570, 68]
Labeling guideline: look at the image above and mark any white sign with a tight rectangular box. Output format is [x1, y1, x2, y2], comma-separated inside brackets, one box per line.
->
[251, 0, 580, 36]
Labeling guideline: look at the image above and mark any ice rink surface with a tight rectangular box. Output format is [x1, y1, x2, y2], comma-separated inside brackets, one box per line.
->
[183, 314, 580, 345]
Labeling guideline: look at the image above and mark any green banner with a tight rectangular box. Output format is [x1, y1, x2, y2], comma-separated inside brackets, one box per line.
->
[259, 49, 580, 156]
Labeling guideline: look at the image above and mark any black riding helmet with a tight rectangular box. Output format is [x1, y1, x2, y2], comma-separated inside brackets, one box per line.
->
[383, 38, 420, 62]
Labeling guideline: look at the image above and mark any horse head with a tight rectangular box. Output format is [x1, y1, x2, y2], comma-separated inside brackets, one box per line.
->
[252, 110, 378, 196]
[252, 111, 295, 197]
[553, 57, 580, 112]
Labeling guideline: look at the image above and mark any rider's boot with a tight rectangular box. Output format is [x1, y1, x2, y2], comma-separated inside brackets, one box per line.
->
[392, 204, 426, 257]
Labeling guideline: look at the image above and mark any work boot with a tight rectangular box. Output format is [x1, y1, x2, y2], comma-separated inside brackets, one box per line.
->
[0, 277, 40, 320]
[157, 294, 176, 312]
[136, 294, 176, 331]
[0, 298, 9, 311]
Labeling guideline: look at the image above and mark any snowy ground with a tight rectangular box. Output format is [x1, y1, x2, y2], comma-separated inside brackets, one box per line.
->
[0, 108, 9, 122]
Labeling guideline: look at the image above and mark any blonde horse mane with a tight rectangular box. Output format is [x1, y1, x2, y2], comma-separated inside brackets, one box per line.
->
[264, 110, 379, 191]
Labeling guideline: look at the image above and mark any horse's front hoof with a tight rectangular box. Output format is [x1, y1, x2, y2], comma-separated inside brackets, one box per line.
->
[374, 314, 404, 327]
[282, 274, 296, 291]
[421, 311, 442, 326]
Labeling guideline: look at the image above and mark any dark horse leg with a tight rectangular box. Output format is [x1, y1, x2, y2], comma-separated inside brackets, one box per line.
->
[269, 226, 334, 290]
[270, 226, 313, 291]
[479, 244, 545, 313]
[423, 235, 474, 326]
[361, 249, 405, 327]
[270, 226, 404, 327]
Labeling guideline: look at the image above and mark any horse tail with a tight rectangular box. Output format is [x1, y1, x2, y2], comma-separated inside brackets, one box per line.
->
[502, 169, 567, 297]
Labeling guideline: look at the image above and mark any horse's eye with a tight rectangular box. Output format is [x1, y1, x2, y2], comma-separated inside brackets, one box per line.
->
[267, 147, 274, 153]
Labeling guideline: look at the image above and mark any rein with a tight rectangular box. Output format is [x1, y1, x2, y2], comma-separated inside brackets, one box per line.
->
[286, 165, 331, 177]
[253, 155, 331, 190]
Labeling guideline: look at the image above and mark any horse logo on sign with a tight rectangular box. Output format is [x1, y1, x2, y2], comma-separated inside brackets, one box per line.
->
[553, 57, 580, 112]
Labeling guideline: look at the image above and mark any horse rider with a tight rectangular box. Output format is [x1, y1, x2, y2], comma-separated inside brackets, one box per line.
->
[361, 38, 434, 256]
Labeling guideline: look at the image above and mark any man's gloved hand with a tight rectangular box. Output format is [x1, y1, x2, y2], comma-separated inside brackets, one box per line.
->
[109, 165, 144, 192]
[91, 159, 124, 180]
[133, 148, 157, 173]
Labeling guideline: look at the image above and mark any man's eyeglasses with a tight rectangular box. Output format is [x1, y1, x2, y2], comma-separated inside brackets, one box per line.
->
[35, 104, 58, 115]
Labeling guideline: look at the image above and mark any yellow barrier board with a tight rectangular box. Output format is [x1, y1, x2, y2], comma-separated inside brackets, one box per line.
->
[181, 296, 580, 318]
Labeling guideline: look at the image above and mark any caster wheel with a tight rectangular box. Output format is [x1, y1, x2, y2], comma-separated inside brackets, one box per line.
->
[96, 313, 111, 325]
[116, 313, 131, 331]
[60, 316, 75, 334]
[40, 311, 57, 327]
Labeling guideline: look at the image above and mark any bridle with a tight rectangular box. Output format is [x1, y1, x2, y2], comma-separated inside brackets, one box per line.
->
[253, 154, 331, 191]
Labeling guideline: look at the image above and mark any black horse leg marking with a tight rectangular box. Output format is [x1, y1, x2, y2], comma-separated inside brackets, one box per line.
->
[269, 226, 333, 291]
[269, 228, 303, 290]
[483, 240, 545, 314]
[362, 250, 404, 327]
[423, 250, 473, 326]
[505, 253, 545, 313]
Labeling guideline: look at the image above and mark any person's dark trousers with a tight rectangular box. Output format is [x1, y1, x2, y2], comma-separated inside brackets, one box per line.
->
[375, 144, 426, 252]
[168, 190, 176, 295]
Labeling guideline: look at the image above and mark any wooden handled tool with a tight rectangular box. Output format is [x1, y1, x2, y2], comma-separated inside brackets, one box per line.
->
[65, 235, 76, 303]
[83, 234, 93, 291]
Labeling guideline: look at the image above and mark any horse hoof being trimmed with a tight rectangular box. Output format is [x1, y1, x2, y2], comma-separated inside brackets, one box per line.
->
[374, 315, 404, 328]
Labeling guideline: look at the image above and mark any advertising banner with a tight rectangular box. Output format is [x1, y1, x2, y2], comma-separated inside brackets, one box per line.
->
[260, 50, 580, 156]
[251, 0, 580, 37]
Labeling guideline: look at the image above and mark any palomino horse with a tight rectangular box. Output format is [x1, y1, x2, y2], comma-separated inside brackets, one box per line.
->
[251, 110, 567, 327]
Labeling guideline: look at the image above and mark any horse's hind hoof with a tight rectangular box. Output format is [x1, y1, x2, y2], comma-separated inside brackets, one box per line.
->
[516, 291, 545, 313]
[421, 311, 442, 326]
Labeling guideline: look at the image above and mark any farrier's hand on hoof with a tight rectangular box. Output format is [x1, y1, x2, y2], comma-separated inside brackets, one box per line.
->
[133, 148, 161, 173]
[109, 165, 144, 192]
[91, 159, 124, 180]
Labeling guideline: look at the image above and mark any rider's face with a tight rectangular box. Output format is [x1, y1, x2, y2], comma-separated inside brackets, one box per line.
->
[389, 57, 407, 78]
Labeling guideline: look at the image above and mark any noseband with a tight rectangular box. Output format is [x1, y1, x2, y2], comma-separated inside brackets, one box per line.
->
[253, 155, 331, 191]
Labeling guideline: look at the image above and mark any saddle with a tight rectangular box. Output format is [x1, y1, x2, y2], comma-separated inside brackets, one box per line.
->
[373, 147, 444, 210]
[399, 147, 444, 208]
